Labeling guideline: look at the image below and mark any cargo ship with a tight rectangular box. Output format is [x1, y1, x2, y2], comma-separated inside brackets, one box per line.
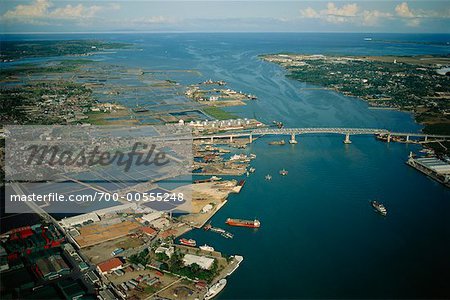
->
[179, 238, 196, 247]
[226, 218, 261, 228]
[371, 200, 387, 216]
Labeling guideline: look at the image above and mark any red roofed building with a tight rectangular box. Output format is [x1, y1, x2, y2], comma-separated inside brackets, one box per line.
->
[159, 229, 177, 239]
[97, 257, 123, 275]
[140, 227, 157, 236]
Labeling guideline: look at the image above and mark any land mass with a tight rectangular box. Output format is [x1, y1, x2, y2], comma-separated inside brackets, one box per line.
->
[1, 40, 131, 62]
[261, 53, 450, 136]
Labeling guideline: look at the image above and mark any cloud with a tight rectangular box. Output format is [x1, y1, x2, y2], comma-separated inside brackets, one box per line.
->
[395, 2, 414, 18]
[300, 7, 319, 19]
[3, 0, 51, 18]
[299, 1, 450, 27]
[49, 4, 102, 19]
[299, 2, 362, 24]
[2, 0, 114, 22]
[362, 10, 392, 26]
[326, 2, 358, 17]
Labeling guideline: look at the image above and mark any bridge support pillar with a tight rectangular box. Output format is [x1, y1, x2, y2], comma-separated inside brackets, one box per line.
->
[406, 135, 410, 142]
[343, 133, 352, 144]
[230, 136, 233, 143]
[249, 134, 253, 143]
[289, 133, 298, 144]
[387, 134, 391, 143]
[210, 137, 214, 143]
[424, 135, 428, 142]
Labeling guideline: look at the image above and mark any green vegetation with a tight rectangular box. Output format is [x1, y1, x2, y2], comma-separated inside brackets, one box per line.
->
[128, 248, 150, 266]
[203, 106, 236, 120]
[0, 60, 93, 80]
[1, 40, 130, 61]
[154, 250, 220, 283]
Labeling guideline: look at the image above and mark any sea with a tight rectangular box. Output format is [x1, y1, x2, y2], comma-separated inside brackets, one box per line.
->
[1, 33, 450, 299]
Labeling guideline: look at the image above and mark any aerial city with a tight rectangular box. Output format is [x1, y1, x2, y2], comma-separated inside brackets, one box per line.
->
[1, 1, 449, 299]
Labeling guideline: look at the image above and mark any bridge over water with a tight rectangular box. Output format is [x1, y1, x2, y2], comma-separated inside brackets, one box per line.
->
[194, 127, 450, 144]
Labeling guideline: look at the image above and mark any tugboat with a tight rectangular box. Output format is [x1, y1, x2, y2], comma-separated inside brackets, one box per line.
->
[371, 200, 387, 216]
[179, 238, 197, 247]
[204, 279, 227, 300]
[269, 139, 285, 145]
[265, 174, 272, 181]
[279, 169, 288, 176]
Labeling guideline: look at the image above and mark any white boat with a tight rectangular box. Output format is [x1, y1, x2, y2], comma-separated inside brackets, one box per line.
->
[279, 169, 288, 176]
[249, 167, 255, 173]
[221, 231, 234, 239]
[200, 244, 215, 252]
[265, 174, 272, 180]
[204, 279, 227, 300]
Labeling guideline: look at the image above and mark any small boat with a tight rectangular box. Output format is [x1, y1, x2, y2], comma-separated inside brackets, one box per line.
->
[249, 167, 256, 173]
[200, 244, 215, 252]
[179, 238, 196, 247]
[265, 174, 272, 180]
[203, 223, 212, 231]
[269, 139, 285, 145]
[272, 121, 284, 128]
[221, 232, 234, 239]
[204, 279, 227, 300]
[210, 227, 225, 234]
[279, 169, 288, 176]
[371, 200, 387, 216]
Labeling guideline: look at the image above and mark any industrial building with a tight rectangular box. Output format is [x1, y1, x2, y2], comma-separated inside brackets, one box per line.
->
[407, 154, 450, 186]
[35, 254, 70, 280]
[182, 254, 215, 270]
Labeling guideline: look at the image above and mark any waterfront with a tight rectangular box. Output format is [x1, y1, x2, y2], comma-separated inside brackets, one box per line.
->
[2, 33, 450, 298]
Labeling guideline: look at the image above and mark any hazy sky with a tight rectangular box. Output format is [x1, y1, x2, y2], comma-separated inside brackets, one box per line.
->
[1, 1, 449, 33]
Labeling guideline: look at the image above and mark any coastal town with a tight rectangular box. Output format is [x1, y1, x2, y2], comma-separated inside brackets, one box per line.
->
[2, 35, 450, 300]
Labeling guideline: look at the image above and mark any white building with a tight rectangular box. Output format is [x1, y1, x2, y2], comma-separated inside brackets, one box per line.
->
[149, 218, 170, 229]
[201, 204, 213, 214]
[155, 245, 174, 258]
[142, 211, 164, 224]
[59, 212, 100, 228]
[183, 254, 215, 270]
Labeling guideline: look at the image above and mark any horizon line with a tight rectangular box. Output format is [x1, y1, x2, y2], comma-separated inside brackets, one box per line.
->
[2, 31, 450, 35]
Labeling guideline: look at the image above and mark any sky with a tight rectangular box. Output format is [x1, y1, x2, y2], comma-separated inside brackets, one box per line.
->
[0, 0, 449, 33]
